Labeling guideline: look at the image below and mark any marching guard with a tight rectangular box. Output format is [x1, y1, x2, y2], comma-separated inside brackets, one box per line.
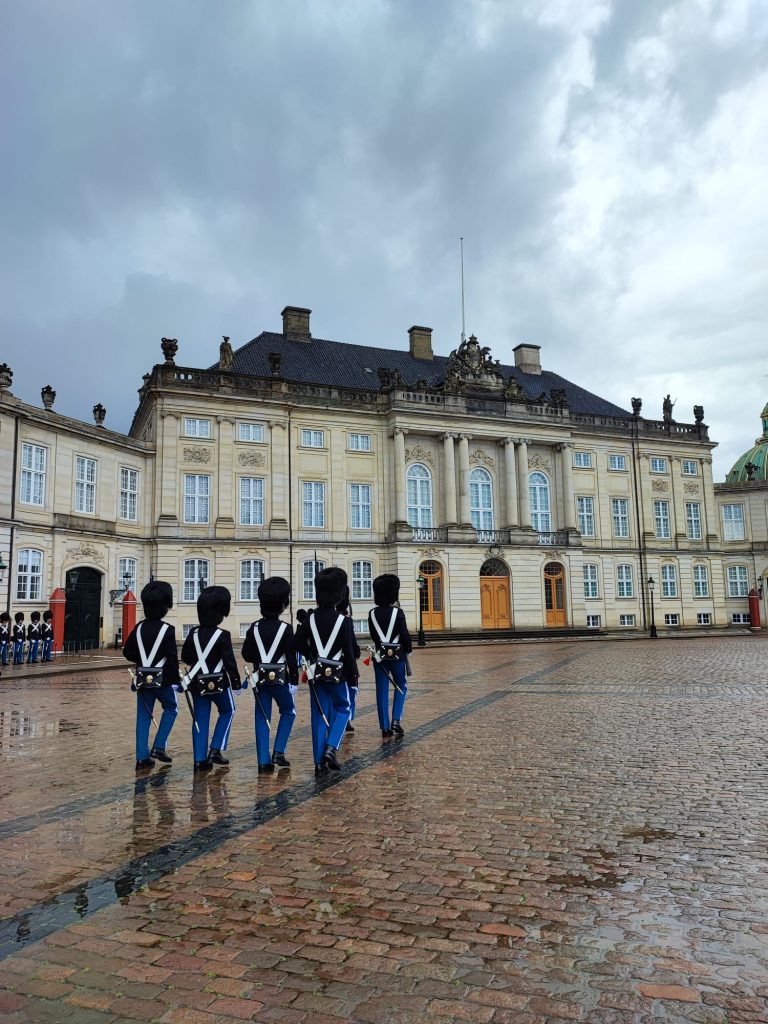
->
[41, 610, 54, 662]
[0, 612, 10, 667]
[241, 576, 298, 774]
[27, 611, 42, 664]
[123, 581, 180, 770]
[336, 584, 360, 733]
[12, 613, 25, 665]
[180, 586, 240, 772]
[368, 574, 412, 737]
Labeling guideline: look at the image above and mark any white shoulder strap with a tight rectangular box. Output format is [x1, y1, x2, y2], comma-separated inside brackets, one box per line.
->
[188, 628, 223, 679]
[137, 622, 169, 669]
[371, 608, 399, 645]
[310, 613, 345, 660]
[254, 621, 287, 665]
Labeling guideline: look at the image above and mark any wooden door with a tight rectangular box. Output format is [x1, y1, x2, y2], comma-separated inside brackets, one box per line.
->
[419, 561, 444, 630]
[481, 579, 511, 628]
[544, 562, 566, 627]
[64, 567, 102, 648]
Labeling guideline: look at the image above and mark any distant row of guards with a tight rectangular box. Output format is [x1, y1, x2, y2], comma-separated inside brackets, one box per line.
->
[0, 611, 55, 668]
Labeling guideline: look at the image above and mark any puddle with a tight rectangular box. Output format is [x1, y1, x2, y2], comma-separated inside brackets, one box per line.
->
[622, 826, 677, 842]
[546, 870, 621, 890]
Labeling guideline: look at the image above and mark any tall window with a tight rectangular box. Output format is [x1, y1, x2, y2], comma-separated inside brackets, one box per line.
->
[529, 472, 551, 532]
[183, 558, 209, 602]
[352, 560, 373, 601]
[16, 549, 43, 601]
[20, 443, 46, 506]
[239, 477, 264, 526]
[611, 498, 629, 538]
[469, 468, 493, 530]
[119, 468, 138, 521]
[238, 422, 264, 442]
[184, 474, 210, 524]
[301, 429, 324, 448]
[654, 500, 670, 539]
[727, 565, 749, 597]
[608, 454, 626, 471]
[74, 456, 97, 513]
[240, 559, 265, 601]
[661, 564, 677, 598]
[302, 482, 325, 528]
[350, 483, 372, 529]
[118, 557, 137, 592]
[583, 564, 599, 598]
[650, 457, 667, 473]
[685, 502, 702, 540]
[407, 464, 433, 528]
[616, 564, 634, 598]
[184, 417, 210, 438]
[682, 460, 698, 476]
[349, 433, 371, 451]
[577, 496, 594, 537]
[303, 559, 326, 600]
[722, 504, 745, 541]
[573, 452, 592, 468]
[693, 564, 709, 597]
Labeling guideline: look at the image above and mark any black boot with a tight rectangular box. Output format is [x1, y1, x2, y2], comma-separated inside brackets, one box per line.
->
[194, 759, 213, 772]
[209, 748, 229, 765]
[314, 762, 329, 776]
[322, 746, 341, 771]
[345, 721, 355, 733]
[382, 728, 394, 739]
[272, 752, 291, 769]
[391, 720, 404, 737]
[258, 762, 275, 774]
[135, 757, 155, 770]
[150, 747, 172, 763]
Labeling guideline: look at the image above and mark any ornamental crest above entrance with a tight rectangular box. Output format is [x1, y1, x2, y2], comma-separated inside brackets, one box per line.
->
[443, 335, 504, 394]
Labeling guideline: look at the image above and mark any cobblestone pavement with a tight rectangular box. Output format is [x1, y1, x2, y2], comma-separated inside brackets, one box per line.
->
[1, 636, 768, 1023]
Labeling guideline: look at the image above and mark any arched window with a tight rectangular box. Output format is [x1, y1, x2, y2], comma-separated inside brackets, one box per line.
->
[240, 559, 265, 601]
[183, 558, 209, 602]
[351, 560, 373, 601]
[118, 557, 137, 592]
[407, 463, 433, 528]
[470, 468, 493, 530]
[16, 549, 43, 601]
[529, 472, 551, 531]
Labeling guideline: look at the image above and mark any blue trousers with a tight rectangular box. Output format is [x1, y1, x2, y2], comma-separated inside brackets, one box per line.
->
[348, 685, 358, 720]
[136, 686, 178, 760]
[41, 639, 53, 662]
[0, 643, 8, 666]
[253, 683, 297, 764]
[27, 640, 40, 663]
[374, 659, 408, 730]
[13, 641, 24, 665]
[309, 679, 351, 763]
[192, 688, 235, 762]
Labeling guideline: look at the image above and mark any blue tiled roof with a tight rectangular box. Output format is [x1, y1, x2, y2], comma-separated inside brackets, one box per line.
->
[219, 332, 631, 418]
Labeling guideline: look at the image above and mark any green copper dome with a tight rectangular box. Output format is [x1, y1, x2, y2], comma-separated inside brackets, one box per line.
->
[726, 401, 768, 482]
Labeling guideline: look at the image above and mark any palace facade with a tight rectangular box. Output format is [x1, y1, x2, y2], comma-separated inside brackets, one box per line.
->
[1, 305, 765, 647]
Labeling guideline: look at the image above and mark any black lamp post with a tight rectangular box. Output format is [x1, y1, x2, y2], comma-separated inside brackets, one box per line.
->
[647, 576, 658, 638]
[417, 573, 426, 647]
[198, 568, 206, 597]
[0, 553, 6, 585]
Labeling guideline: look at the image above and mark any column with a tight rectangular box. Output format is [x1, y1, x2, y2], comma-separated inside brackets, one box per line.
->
[501, 437, 518, 528]
[560, 442, 575, 530]
[441, 433, 458, 525]
[269, 420, 288, 535]
[516, 439, 531, 527]
[157, 411, 179, 532]
[458, 433, 472, 526]
[393, 428, 408, 524]
[701, 455, 719, 542]
[216, 416, 235, 533]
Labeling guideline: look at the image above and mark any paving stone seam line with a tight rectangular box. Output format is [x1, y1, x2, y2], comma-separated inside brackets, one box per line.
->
[0, 650, 590, 959]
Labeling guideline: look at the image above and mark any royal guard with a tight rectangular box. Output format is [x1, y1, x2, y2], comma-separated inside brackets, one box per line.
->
[0, 612, 10, 667]
[336, 584, 360, 733]
[41, 610, 54, 662]
[27, 611, 42, 663]
[367, 574, 412, 737]
[12, 612, 25, 665]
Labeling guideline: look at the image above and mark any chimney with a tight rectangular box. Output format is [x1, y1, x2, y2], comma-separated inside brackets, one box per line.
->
[513, 342, 541, 375]
[282, 306, 311, 341]
[408, 325, 433, 360]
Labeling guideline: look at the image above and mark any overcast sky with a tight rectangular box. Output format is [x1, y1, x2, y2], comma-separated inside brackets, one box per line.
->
[3, 0, 767, 479]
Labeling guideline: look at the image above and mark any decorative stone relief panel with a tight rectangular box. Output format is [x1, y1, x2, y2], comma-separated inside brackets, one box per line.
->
[470, 450, 495, 469]
[528, 453, 552, 473]
[184, 446, 213, 464]
[405, 445, 434, 467]
[683, 482, 701, 494]
[66, 543, 105, 567]
[418, 548, 443, 560]
[238, 451, 267, 467]
[652, 480, 669, 493]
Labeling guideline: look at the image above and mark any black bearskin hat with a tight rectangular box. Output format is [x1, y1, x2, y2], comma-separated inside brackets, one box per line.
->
[14, 612, 24, 623]
[197, 585, 231, 627]
[141, 580, 174, 621]
[296, 608, 309, 625]
[373, 573, 400, 607]
[43, 610, 52, 622]
[30, 611, 41, 622]
[336, 584, 351, 615]
[258, 576, 290, 616]
[314, 566, 347, 609]
[0, 612, 10, 623]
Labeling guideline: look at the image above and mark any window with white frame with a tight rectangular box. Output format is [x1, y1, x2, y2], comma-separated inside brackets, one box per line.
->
[182, 624, 196, 640]
[350, 483, 372, 530]
[654, 500, 671, 539]
[650, 457, 667, 473]
[238, 422, 264, 443]
[20, 443, 46, 506]
[184, 474, 210, 524]
[727, 565, 749, 598]
[608, 454, 626, 471]
[697, 612, 711, 625]
[184, 417, 210, 438]
[732, 612, 750, 624]
[16, 549, 43, 601]
[118, 557, 137, 592]
[119, 467, 138, 521]
[685, 502, 702, 540]
[302, 559, 326, 600]
[183, 558, 209, 602]
[682, 459, 698, 476]
[693, 564, 709, 597]
[583, 564, 599, 599]
[664, 613, 680, 626]
[348, 433, 371, 452]
[352, 618, 369, 636]
[619, 614, 636, 627]
[616, 564, 634, 598]
[302, 482, 325, 528]
[74, 456, 97, 514]
[470, 468, 493, 530]
[529, 472, 551, 532]
[301, 428, 324, 448]
[239, 622, 250, 638]
[352, 560, 373, 601]
[611, 497, 629, 538]
[407, 464, 433, 528]
[661, 564, 677, 598]
[239, 477, 264, 526]
[586, 614, 601, 628]
[240, 559, 265, 601]
[722, 504, 745, 541]
[577, 496, 595, 537]
[573, 451, 592, 468]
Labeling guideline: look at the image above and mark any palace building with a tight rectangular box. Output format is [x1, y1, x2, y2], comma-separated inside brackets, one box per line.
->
[1, 305, 764, 647]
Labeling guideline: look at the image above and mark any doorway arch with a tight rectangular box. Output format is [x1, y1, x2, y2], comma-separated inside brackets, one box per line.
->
[480, 559, 511, 629]
[64, 567, 103, 650]
[543, 561, 566, 627]
[418, 560, 444, 630]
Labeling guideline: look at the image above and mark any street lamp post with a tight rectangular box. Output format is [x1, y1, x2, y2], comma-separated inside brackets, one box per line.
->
[647, 576, 658, 639]
[417, 574, 426, 648]
[198, 569, 206, 597]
